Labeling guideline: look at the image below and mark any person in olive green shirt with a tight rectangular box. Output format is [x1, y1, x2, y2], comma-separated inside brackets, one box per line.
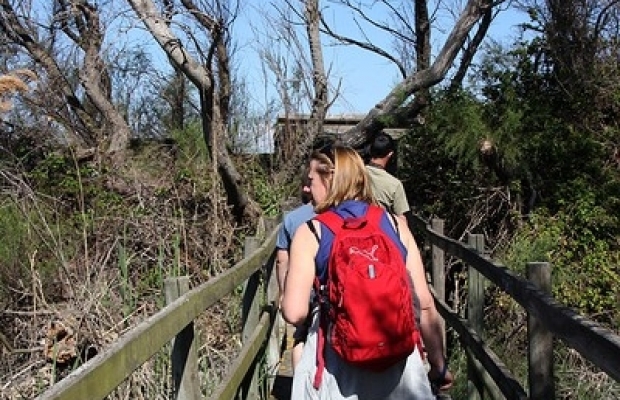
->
[366, 132, 410, 223]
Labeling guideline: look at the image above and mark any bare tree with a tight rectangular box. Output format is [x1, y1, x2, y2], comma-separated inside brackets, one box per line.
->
[250, 0, 333, 181]
[254, 2, 314, 166]
[304, 0, 329, 138]
[0, 0, 132, 155]
[248, 0, 507, 193]
[1, 0, 511, 223]
[336, 0, 501, 146]
[264, 0, 506, 173]
[127, 0, 261, 222]
[163, 0, 188, 132]
[272, 0, 330, 182]
[449, 3, 494, 90]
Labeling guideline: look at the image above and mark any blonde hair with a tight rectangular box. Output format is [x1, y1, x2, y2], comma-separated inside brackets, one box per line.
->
[315, 146, 375, 213]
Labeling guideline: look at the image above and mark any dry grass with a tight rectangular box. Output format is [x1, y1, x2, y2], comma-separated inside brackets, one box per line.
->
[0, 70, 36, 113]
[0, 146, 255, 398]
[478, 291, 620, 400]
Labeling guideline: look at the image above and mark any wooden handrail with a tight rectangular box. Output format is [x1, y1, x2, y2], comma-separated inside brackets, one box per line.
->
[34, 209, 620, 400]
[432, 289, 528, 399]
[210, 307, 277, 400]
[36, 225, 279, 400]
[411, 213, 620, 386]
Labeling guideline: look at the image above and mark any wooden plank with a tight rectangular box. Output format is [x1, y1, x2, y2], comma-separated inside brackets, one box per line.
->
[431, 218, 446, 350]
[36, 227, 279, 400]
[210, 312, 273, 400]
[241, 237, 262, 400]
[411, 213, 620, 382]
[431, 289, 529, 400]
[527, 262, 555, 399]
[165, 277, 201, 400]
[263, 244, 283, 394]
[467, 234, 485, 400]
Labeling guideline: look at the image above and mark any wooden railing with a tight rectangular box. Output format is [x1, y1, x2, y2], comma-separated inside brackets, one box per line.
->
[36, 218, 283, 400]
[34, 211, 620, 400]
[409, 214, 620, 400]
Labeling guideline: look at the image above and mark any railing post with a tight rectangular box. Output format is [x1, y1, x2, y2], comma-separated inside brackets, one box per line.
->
[467, 234, 506, 400]
[527, 262, 555, 400]
[263, 216, 283, 395]
[431, 218, 446, 350]
[467, 234, 485, 400]
[164, 276, 200, 400]
[240, 236, 261, 400]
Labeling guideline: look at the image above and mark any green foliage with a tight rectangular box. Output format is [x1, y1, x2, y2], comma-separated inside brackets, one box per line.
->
[0, 201, 32, 299]
[472, 39, 620, 215]
[28, 154, 87, 200]
[237, 155, 291, 217]
[160, 123, 215, 196]
[27, 152, 125, 215]
[500, 193, 619, 327]
[398, 93, 505, 237]
[424, 90, 489, 170]
[170, 122, 208, 162]
[253, 176, 283, 216]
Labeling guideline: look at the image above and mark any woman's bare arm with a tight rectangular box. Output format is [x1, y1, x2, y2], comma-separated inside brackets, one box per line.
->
[396, 217, 452, 384]
[282, 222, 319, 325]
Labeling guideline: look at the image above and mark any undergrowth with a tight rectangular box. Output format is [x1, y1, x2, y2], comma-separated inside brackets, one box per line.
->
[0, 137, 267, 398]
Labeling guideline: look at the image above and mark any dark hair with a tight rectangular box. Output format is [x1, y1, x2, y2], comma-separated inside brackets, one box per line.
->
[368, 132, 395, 158]
[300, 168, 312, 204]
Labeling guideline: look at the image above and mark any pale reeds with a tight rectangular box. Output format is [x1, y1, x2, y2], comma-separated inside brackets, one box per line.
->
[0, 69, 36, 113]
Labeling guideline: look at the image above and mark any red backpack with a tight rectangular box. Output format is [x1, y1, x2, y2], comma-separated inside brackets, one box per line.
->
[312, 204, 422, 389]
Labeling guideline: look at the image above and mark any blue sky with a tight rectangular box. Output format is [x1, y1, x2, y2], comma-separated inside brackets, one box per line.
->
[235, 2, 530, 115]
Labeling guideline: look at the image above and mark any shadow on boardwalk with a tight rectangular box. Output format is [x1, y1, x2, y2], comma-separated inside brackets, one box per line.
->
[270, 375, 292, 400]
[269, 324, 294, 400]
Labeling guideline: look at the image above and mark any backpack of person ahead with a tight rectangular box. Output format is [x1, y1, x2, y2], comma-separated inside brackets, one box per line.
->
[311, 204, 422, 389]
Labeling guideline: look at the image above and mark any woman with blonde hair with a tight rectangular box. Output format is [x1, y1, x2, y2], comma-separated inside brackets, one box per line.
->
[282, 145, 452, 399]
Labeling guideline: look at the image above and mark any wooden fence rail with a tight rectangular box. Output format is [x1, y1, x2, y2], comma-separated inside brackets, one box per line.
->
[410, 214, 620, 399]
[36, 220, 282, 400]
[34, 210, 620, 400]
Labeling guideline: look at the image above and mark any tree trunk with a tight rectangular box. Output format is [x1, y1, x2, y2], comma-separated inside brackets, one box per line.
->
[128, 0, 260, 223]
[450, 5, 493, 90]
[340, 0, 495, 146]
[80, 47, 131, 154]
[0, 1, 95, 148]
[1, 0, 132, 155]
[274, 0, 329, 183]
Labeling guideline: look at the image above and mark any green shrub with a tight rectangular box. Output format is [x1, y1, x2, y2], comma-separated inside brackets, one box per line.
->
[500, 192, 620, 328]
[0, 201, 32, 300]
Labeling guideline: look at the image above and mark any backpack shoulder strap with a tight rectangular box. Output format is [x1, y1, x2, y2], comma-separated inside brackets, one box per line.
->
[315, 210, 344, 235]
[365, 204, 384, 225]
[306, 220, 320, 243]
[366, 204, 400, 236]
[388, 211, 400, 236]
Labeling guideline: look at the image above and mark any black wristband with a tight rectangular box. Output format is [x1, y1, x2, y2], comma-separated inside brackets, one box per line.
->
[437, 361, 448, 382]
[430, 360, 448, 394]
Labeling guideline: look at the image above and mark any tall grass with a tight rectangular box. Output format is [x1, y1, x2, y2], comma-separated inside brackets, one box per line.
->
[1, 140, 262, 398]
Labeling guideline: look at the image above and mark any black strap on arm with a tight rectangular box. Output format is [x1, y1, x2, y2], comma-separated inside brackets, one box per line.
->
[388, 212, 400, 236]
[306, 220, 320, 243]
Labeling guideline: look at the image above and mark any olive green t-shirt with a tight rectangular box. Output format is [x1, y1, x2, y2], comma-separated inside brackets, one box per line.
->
[366, 165, 410, 215]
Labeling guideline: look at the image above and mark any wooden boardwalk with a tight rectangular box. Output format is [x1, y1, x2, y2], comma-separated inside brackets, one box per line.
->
[269, 324, 295, 400]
